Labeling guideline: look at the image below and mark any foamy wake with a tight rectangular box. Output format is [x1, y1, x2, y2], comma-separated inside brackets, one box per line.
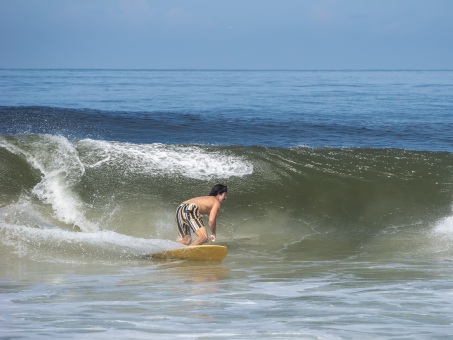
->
[0, 223, 181, 262]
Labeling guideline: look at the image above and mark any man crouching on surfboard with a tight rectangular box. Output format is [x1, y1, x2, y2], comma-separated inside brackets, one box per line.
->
[175, 184, 228, 246]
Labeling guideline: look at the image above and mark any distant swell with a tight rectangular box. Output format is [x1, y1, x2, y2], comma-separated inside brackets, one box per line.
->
[2, 105, 453, 151]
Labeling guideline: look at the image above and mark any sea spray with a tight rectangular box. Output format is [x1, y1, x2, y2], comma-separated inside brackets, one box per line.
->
[1, 135, 98, 232]
[77, 139, 254, 180]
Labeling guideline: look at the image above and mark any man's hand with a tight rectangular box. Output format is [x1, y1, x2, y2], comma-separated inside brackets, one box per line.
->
[210, 234, 216, 242]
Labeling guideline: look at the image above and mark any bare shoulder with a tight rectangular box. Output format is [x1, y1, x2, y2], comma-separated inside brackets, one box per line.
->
[184, 195, 209, 204]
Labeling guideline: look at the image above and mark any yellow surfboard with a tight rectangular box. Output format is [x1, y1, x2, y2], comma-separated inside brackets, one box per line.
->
[151, 245, 228, 261]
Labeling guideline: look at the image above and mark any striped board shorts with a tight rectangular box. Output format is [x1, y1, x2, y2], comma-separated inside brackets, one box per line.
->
[175, 203, 205, 237]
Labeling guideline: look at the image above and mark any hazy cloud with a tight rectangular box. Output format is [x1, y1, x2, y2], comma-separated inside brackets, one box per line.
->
[0, 0, 452, 69]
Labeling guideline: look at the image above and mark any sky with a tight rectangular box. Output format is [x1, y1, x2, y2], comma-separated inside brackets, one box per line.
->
[1, 0, 452, 69]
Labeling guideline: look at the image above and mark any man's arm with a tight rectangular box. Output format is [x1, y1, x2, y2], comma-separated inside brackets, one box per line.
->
[208, 200, 221, 241]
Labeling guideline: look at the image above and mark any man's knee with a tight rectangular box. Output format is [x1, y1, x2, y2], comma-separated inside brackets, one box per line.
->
[195, 227, 208, 243]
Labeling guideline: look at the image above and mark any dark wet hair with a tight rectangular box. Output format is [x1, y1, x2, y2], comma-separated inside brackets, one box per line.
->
[209, 184, 228, 196]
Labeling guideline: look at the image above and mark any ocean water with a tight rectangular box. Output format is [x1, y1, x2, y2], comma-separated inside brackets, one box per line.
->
[1, 69, 453, 339]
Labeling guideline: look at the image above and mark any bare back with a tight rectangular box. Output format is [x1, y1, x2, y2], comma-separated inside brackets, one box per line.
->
[183, 196, 219, 215]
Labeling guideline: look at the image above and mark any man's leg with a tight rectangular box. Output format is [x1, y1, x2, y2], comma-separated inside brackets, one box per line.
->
[190, 226, 208, 246]
[176, 204, 192, 245]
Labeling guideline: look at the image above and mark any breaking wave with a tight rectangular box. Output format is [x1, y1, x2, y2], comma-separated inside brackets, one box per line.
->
[1, 133, 452, 261]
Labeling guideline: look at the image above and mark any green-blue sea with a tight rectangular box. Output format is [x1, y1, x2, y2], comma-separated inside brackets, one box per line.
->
[1, 69, 453, 339]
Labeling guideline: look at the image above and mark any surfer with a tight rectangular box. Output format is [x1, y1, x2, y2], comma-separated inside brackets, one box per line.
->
[175, 184, 228, 246]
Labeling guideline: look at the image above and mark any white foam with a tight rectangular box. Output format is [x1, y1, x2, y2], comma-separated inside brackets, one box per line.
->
[433, 213, 453, 237]
[78, 139, 254, 180]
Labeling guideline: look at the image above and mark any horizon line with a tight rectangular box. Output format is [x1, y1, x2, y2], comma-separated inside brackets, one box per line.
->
[1, 67, 452, 72]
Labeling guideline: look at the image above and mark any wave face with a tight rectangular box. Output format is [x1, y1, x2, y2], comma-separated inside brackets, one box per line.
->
[1, 134, 453, 261]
